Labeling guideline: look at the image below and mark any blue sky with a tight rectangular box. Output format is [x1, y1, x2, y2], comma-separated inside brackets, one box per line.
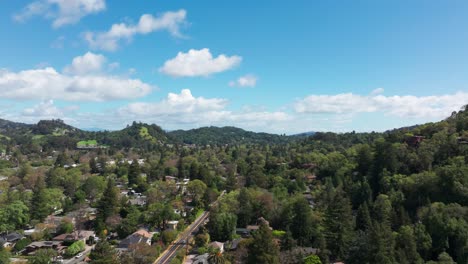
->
[0, 0, 467, 134]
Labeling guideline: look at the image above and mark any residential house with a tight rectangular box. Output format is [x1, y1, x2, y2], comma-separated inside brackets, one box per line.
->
[53, 230, 95, 244]
[24, 241, 64, 255]
[117, 229, 152, 250]
[0, 232, 23, 248]
[166, 221, 179, 230]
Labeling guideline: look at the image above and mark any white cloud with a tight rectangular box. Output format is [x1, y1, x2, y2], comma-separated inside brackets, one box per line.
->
[121, 89, 228, 117]
[370, 87, 385, 95]
[0, 52, 153, 101]
[295, 90, 468, 119]
[159, 48, 242, 77]
[84, 10, 187, 51]
[117, 89, 290, 131]
[22, 100, 63, 118]
[63, 52, 106, 75]
[14, 0, 106, 28]
[229, 74, 257, 87]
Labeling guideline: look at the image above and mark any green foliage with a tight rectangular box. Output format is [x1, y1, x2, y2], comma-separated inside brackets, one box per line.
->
[303, 255, 322, 264]
[0, 200, 29, 232]
[161, 230, 177, 245]
[65, 240, 86, 257]
[89, 241, 119, 264]
[77, 139, 98, 147]
[0, 247, 11, 264]
[208, 211, 237, 242]
[247, 221, 280, 264]
[30, 248, 57, 264]
[169, 126, 291, 145]
[13, 237, 31, 252]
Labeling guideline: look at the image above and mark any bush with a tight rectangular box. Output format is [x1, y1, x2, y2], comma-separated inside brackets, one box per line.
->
[14, 238, 31, 252]
[65, 240, 85, 257]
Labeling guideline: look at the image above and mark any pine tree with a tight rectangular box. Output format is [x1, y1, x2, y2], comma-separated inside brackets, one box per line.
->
[369, 195, 395, 264]
[323, 188, 354, 260]
[89, 241, 119, 264]
[356, 202, 371, 231]
[247, 221, 280, 264]
[31, 177, 49, 222]
[128, 159, 140, 186]
[96, 179, 119, 233]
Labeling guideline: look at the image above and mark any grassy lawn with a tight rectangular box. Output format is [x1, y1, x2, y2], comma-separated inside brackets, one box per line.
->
[77, 139, 98, 147]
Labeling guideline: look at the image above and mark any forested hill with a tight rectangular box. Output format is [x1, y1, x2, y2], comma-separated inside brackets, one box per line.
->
[1, 106, 467, 150]
[0, 119, 296, 149]
[0, 118, 31, 132]
[168, 126, 291, 145]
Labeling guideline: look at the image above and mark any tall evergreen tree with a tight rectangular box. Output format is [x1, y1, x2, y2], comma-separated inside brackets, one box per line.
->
[323, 188, 354, 260]
[247, 221, 280, 264]
[31, 177, 49, 222]
[89, 241, 119, 264]
[128, 159, 140, 186]
[96, 179, 119, 233]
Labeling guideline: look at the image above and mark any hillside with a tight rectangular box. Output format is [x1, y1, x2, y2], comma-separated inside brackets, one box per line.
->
[168, 126, 291, 145]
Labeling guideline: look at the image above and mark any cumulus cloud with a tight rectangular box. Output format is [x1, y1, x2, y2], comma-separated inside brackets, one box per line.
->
[63, 52, 106, 75]
[159, 48, 242, 77]
[118, 89, 290, 130]
[0, 52, 153, 101]
[84, 10, 187, 51]
[22, 100, 63, 118]
[14, 0, 106, 28]
[295, 90, 468, 119]
[229, 74, 258, 87]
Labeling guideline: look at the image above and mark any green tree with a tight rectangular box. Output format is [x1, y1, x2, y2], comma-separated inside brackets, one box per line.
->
[30, 249, 57, 264]
[58, 218, 74, 234]
[369, 195, 395, 264]
[89, 241, 119, 264]
[247, 221, 280, 264]
[290, 197, 317, 246]
[355, 202, 371, 231]
[96, 179, 119, 234]
[395, 225, 423, 264]
[426, 252, 456, 264]
[145, 202, 175, 230]
[161, 230, 177, 245]
[0, 200, 29, 232]
[323, 188, 354, 260]
[31, 177, 50, 221]
[208, 211, 237, 242]
[128, 159, 140, 186]
[187, 179, 208, 207]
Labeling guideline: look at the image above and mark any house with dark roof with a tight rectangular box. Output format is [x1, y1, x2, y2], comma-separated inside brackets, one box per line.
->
[53, 230, 95, 243]
[0, 232, 24, 248]
[117, 229, 152, 250]
[24, 241, 65, 255]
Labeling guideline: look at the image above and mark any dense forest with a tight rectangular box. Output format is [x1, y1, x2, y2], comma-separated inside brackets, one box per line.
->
[0, 106, 467, 263]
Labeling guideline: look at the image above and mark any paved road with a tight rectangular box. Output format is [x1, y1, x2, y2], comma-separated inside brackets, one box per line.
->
[63, 245, 93, 264]
[154, 211, 210, 264]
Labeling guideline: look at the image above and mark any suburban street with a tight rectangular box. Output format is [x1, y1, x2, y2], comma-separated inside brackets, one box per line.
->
[63, 245, 94, 264]
[154, 191, 225, 264]
[153, 211, 210, 264]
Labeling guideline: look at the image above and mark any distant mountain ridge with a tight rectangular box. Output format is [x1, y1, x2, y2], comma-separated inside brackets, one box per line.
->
[168, 126, 291, 145]
[0, 118, 298, 148]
